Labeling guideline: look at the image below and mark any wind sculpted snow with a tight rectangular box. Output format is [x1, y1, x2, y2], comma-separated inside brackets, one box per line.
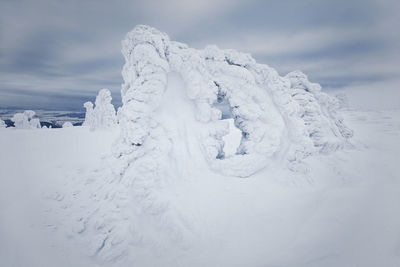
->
[115, 25, 352, 178]
[58, 25, 354, 263]
[0, 25, 367, 267]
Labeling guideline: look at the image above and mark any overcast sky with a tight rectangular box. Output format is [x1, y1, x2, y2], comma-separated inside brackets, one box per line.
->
[0, 0, 399, 110]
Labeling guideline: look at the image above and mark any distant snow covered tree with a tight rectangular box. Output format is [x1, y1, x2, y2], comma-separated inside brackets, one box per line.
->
[0, 119, 6, 128]
[83, 89, 116, 130]
[93, 89, 117, 130]
[11, 110, 41, 129]
[83, 101, 94, 127]
[62, 121, 73, 128]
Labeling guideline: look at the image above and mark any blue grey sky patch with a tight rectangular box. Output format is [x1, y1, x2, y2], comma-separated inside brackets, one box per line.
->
[0, 0, 399, 110]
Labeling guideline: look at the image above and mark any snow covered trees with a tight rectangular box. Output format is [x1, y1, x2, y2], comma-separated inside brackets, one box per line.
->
[83, 89, 116, 130]
[94, 89, 117, 129]
[11, 110, 41, 129]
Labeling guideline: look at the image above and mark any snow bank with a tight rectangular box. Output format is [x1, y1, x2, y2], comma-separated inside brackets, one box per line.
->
[11, 110, 41, 129]
[83, 89, 117, 130]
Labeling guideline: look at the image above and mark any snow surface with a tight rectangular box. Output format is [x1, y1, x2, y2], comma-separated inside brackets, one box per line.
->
[1, 25, 399, 267]
[1, 109, 400, 267]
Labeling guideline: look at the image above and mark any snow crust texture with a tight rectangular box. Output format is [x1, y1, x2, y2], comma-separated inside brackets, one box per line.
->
[83, 89, 117, 130]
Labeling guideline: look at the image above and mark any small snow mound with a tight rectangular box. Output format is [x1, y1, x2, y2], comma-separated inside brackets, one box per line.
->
[62, 121, 73, 128]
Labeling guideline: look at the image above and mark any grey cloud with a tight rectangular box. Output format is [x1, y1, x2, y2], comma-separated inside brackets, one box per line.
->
[0, 0, 399, 110]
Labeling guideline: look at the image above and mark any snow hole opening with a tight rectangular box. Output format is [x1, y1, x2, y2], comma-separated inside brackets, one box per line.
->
[213, 84, 243, 159]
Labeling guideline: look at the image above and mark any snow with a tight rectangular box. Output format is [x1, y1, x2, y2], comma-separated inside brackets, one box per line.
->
[10, 110, 41, 129]
[62, 121, 73, 128]
[0, 109, 85, 128]
[1, 25, 399, 267]
[221, 118, 242, 157]
[83, 101, 94, 127]
[116, 25, 351, 178]
[1, 109, 400, 267]
[83, 89, 117, 131]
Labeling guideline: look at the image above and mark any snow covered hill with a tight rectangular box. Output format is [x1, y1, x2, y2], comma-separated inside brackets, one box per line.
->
[1, 25, 399, 267]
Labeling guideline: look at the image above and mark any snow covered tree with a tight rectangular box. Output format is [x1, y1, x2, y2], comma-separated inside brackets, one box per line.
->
[114, 25, 353, 177]
[83, 89, 116, 130]
[11, 110, 41, 129]
[92, 89, 117, 130]
[83, 101, 94, 128]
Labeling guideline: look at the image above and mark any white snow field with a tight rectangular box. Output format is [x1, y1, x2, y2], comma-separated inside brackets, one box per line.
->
[1, 25, 400, 267]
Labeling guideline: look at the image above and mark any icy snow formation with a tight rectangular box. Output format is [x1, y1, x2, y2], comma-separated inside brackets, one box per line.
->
[83, 89, 117, 130]
[61, 25, 353, 263]
[83, 101, 94, 127]
[115, 25, 352, 177]
[285, 71, 353, 154]
[11, 110, 41, 129]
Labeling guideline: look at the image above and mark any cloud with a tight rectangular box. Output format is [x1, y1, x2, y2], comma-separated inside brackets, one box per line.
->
[0, 0, 399, 110]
